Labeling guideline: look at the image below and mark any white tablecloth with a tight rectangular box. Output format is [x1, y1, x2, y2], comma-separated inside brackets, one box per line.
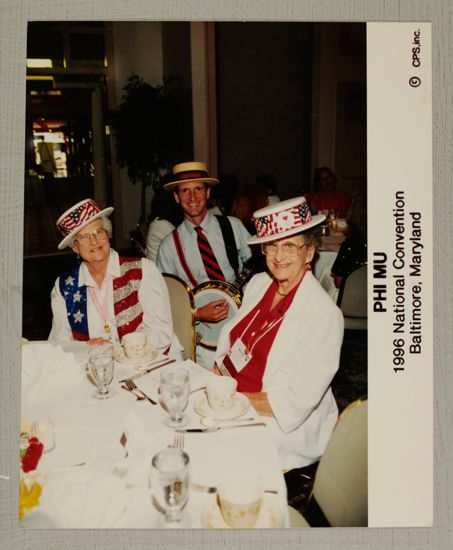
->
[20, 341, 289, 529]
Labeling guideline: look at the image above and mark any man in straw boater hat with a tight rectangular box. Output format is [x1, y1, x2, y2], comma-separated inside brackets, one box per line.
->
[48, 198, 182, 358]
[156, 161, 252, 368]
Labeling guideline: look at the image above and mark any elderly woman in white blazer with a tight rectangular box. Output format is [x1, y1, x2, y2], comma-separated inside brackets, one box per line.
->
[214, 197, 344, 470]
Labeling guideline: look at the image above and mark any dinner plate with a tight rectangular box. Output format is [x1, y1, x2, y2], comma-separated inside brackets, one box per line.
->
[114, 347, 157, 367]
[201, 494, 283, 528]
[194, 393, 250, 420]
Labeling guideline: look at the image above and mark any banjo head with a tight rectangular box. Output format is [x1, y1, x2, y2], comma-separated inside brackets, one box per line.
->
[193, 282, 241, 349]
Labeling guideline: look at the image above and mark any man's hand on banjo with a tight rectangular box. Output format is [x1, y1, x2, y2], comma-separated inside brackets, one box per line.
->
[195, 299, 229, 323]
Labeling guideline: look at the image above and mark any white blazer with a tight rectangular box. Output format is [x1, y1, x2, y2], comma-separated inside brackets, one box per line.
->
[215, 270, 344, 470]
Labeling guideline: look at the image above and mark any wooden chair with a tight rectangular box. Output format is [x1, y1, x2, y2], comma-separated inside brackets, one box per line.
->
[287, 505, 310, 527]
[337, 264, 367, 330]
[304, 398, 368, 527]
[162, 273, 196, 361]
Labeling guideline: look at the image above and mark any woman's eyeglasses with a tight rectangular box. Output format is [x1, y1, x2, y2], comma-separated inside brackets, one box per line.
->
[75, 228, 109, 245]
[261, 242, 307, 257]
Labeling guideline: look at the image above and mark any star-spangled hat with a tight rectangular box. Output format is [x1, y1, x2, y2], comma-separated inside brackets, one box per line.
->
[163, 161, 219, 190]
[56, 198, 114, 249]
[247, 196, 325, 245]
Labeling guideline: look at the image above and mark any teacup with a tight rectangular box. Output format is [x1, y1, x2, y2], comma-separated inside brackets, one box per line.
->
[205, 376, 237, 411]
[218, 473, 263, 528]
[122, 332, 147, 360]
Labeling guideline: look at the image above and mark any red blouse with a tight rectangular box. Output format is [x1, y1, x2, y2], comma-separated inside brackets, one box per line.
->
[222, 274, 305, 391]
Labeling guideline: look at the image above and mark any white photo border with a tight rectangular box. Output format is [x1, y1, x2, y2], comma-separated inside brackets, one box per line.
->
[1, 1, 450, 549]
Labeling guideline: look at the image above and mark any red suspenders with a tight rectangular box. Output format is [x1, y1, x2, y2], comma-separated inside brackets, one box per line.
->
[171, 229, 198, 287]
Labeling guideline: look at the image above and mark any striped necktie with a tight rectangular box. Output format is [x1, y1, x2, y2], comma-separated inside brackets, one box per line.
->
[194, 226, 226, 281]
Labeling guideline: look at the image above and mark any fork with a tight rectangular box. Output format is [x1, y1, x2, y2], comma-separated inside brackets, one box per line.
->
[169, 432, 184, 449]
[124, 378, 157, 405]
[121, 382, 146, 401]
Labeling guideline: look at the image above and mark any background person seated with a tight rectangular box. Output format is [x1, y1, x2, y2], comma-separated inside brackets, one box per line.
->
[305, 166, 352, 218]
[331, 187, 367, 289]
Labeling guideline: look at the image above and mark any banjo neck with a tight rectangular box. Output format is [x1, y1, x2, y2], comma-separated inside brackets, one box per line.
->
[230, 266, 253, 293]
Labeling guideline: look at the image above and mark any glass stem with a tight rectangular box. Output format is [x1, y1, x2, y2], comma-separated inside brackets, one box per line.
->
[165, 507, 182, 523]
[171, 410, 182, 422]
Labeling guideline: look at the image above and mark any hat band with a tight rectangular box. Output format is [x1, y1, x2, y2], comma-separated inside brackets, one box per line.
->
[174, 170, 210, 181]
[255, 202, 312, 239]
[57, 199, 101, 237]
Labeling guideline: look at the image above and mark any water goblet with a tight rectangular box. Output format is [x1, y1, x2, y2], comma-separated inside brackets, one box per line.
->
[88, 354, 115, 399]
[150, 448, 190, 526]
[88, 343, 114, 359]
[159, 368, 190, 428]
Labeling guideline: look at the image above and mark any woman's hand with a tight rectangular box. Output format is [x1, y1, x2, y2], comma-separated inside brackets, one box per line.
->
[242, 392, 275, 417]
[207, 363, 222, 376]
[87, 337, 111, 346]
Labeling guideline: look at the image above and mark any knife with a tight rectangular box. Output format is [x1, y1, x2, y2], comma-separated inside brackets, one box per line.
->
[118, 358, 176, 382]
[176, 422, 266, 433]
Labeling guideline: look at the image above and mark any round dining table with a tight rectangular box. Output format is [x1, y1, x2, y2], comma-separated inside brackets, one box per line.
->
[20, 340, 291, 529]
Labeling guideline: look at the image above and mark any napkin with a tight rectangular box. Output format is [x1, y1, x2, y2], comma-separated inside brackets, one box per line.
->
[120, 411, 163, 488]
[134, 359, 216, 402]
[122, 410, 155, 456]
[22, 342, 84, 403]
[41, 463, 129, 528]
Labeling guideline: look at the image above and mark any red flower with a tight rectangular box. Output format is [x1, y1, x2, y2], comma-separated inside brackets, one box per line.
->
[21, 437, 44, 473]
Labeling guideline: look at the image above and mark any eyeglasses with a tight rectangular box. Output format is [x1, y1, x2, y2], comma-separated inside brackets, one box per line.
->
[261, 242, 307, 257]
[75, 227, 109, 244]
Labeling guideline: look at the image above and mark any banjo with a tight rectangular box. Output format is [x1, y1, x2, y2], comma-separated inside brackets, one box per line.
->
[193, 267, 253, 349]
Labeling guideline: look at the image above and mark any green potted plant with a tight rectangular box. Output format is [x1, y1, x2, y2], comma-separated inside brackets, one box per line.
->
[110, 74, 184, 223]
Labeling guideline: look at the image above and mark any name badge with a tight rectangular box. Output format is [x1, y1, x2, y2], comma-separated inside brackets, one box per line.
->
[228, 338, 250, 372]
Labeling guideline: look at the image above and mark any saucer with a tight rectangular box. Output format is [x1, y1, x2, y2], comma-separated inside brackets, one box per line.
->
[114, 346, 157, 367]
[194, 393, 250, 420]
[201, 494, 283, 528]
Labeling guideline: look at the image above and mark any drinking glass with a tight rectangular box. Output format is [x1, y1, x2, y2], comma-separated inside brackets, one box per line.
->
[159, 368, 190, 427]
[88, 343, 114, 359]
[88, 354, 115, 399]
[150, 448, 190, 525]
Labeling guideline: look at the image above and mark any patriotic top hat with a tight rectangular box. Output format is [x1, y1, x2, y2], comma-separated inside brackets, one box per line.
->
[247, 196, 325, 245]
[56, 198, 114, 250]
[163, 161, 219, 190]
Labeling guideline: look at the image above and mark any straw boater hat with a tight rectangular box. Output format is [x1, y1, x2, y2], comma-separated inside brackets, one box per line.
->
[247, 196, 325, 245]
[163, 161, 219, 191]
[56, 198, 114, 250]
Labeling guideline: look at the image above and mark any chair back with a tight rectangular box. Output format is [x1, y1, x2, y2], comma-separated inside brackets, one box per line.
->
[337, 264, 367, 330]
[311, 398, 368, 526]
[163, 273, 196, 361]
[287, 505, 310, 527]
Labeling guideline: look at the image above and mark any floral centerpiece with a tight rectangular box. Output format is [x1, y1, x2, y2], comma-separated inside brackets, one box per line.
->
[19, 419, 44, 518]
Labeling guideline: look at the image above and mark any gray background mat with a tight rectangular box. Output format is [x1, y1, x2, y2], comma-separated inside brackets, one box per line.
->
[1, 1, 451, 548]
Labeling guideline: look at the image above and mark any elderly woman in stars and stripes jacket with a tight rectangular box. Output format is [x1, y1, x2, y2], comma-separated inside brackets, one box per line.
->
[48, 198, 181, 357]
